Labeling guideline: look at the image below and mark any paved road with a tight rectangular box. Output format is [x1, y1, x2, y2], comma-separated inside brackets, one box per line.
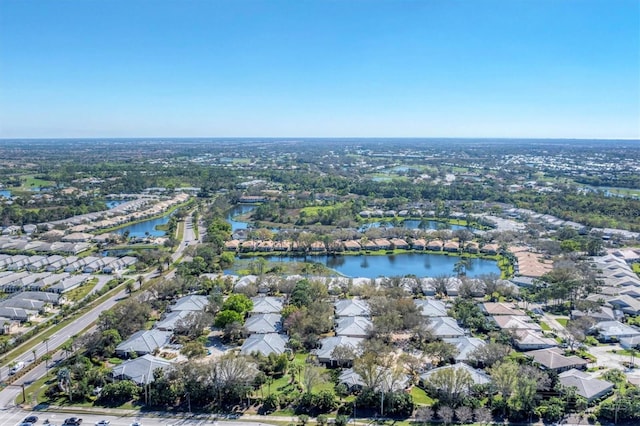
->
[171, 214, 197, 263]
[0, 407, 275, 426]
[0, 212, 196, 410]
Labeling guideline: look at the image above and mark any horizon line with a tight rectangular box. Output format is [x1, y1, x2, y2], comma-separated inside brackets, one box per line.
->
[1, 136, 639, 141]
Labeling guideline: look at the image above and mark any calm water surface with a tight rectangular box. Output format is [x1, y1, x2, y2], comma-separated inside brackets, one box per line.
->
[227, 205, 256, 231]
[252, 253, 499, 278]
[115, 214, 171, 238]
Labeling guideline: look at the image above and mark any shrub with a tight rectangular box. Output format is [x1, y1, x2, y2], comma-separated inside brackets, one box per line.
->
[335, 415, 349, 426]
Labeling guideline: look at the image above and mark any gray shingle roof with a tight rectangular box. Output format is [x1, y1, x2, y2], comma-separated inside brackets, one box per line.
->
[315, 336, 364, 363]
[335, 316, 372, 337]
[429, 317, 465, 338]
[115, 329, 172, 356]
[558, 369, 614, 401]
[111, 354, 173, 385]
[420, 363, 491, 386]
[240, 333, 289, 356]
[415, 299, 447, 317]
[251, 296, 284, 314]
[334, 299, 370, 317]
[169, 295, 209, 312]
[245, 313, 282, 334]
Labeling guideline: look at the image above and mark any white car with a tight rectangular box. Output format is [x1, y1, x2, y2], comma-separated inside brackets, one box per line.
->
[96, 422, 110, 426]
[130, 422, 142, 426]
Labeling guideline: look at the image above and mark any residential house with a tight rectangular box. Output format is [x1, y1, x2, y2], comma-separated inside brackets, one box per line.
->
[335, 316, 372, 338]
[525, 347, 588, 372]
[420, 363, 491, 390]
[244, 313, 282, 334]
[334, 299, 370, 317]
[154, 310, 192, 332]
[492, 315, 541, 332]
[513, 330, 558, 351]
[429, 317, 465, 338]
[115, 329, 172, 357]
[340, 367, 409, 393]
[591, 320, 640, 342]
[240, 333, 289, 356]
[48, 275, 88, 293]
[111, 354, 174, 385]
[443, 241, 460, 252]
[481, 302, 526, 316]
[415, 299, 447, 317]
[443, 336, 486, 363]
[251, 296, 284, 314]
[168, 295, 209, 312]
[558, 369, 614, 402]
[315, 336, 364, 366]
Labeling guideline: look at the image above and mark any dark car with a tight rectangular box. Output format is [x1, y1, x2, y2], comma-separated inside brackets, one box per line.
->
[64, 418, 83, 426]
[24, 416, 39, 424]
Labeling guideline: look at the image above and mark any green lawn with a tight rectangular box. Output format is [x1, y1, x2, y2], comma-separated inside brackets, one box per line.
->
[64, 279, 98, 302]
[20, 175, 55, 190]
[539, 321, 551, 331]
[610, 348, 639, 356]
[556, 318, 569, 327]
[255, 353, 333, 398]
[633, 263, 640, 275]
[410, 386, 434, 406]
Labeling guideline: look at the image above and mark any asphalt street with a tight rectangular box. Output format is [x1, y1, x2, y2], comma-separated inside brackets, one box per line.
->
[0, 407, 269, 426]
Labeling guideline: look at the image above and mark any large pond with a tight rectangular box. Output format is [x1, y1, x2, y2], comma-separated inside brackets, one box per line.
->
[359, 219, 473, 232]
[250, 253, 499, 278]
[227, 205, 256, 231]
[114, 214, 171, 238]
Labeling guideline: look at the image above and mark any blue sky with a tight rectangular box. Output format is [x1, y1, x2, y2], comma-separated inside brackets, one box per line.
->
[0, 0, 638, 139]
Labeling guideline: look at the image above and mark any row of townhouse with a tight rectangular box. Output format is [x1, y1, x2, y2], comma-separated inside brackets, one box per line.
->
[1, 254, 73, 272]
[41, 193, 189, 234]
[225, 238, 500, 254]
[226, 273, 518, 300]
[0, 270, 92, 294]
[0, 237, 90, 255]
[0, 290, 63, 326]
[60, 255, 137, 274]
[358, 209, 440, 218]
[0, 253, 136, 275]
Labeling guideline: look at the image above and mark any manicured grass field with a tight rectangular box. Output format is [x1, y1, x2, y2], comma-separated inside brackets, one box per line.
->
[20, 175, 55, 190]
[410, 386, 434, 406]
[64, 279, 98, 302]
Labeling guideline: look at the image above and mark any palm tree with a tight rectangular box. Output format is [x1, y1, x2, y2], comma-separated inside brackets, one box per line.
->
[453, 258, 472, 276]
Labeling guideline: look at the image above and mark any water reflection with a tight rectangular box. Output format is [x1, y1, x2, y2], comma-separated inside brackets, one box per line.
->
[250, 253, 499, 278]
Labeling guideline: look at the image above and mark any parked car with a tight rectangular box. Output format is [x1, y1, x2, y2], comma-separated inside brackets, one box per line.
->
[63, 418, 82, 426]
[9, 361, 25, 375]
[24, 416, 39, 424]
[130, 422, 142, 426]
[95, 422, 110, 426]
